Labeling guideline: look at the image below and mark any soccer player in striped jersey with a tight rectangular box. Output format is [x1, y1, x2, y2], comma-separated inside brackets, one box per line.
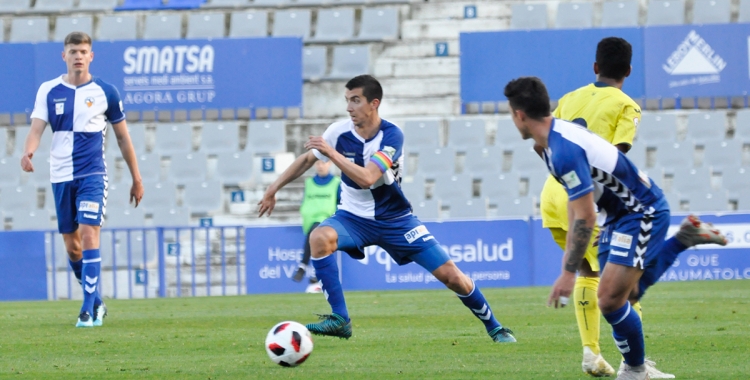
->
[259, 75, 516, 343]
[504, 77, 726, 380]
[22, 32, 144, 327]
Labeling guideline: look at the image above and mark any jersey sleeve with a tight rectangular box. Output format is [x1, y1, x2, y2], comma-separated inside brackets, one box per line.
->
[553, 144, 594, 201]
[370, 127, 404, 173]
[312, 122, 339, 162]
[552, 94, 566, 119]
[612, 104, 640, 147]
[102, 84, 126, 124]
[30, 84, 49, 123]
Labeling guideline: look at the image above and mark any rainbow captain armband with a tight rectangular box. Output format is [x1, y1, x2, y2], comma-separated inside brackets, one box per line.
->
[370, 151, 393, 173]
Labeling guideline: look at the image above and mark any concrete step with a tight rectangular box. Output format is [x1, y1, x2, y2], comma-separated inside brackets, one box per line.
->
[379, 40, 460, 58]
[374, 56, 459, 78]
[380, 77, 459, 98]
[379, 95, 460, 117]
[411, 1, 511, 20]
[401, 18, 508, 40]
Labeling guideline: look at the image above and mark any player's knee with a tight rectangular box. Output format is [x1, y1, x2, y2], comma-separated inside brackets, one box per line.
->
[435, 263, 472, 295]
[597, 291, 625, 314]
[79, 227, 100, 250]
[309, 227, 337, 258]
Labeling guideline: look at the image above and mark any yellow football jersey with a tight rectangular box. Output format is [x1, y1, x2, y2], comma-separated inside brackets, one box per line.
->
[541, 82, 641, 229]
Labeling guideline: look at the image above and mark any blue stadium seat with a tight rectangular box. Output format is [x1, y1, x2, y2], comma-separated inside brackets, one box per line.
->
[0, 0, 31, 13]
[685, 191, 729, 213]
[10, 17, 49, 43]
[163, 0, 205, 9]
[734, 109, 750, 142]
[202, 0, 249, 7]
[229, 11, 268, 38]
[187, 12, 225, 39]
[653, 142, 695, 171]
[303, 46, 327, 81]
[601, 1, 639, 27]
[105, 183, 132, 211]
[416, 147, 455, 178]
[216, 150, 254, 185]
[433, 173, 473, 205]
[144, 14, 183, 40]
[272, 10, 311, 39]
[404, 120, 441, 149]
[357, 8, 399, 41]
[555, 2, 593, 29]
[77, 0, 117, 11]
[328, 45, 370, 80]
[12, 210, 53, 231]
[495, 118, 519, 147]
[151, 206, 191, 227]
[135, 153, 162, 183]
[400, 175, 425, 202]
[105, 207, 146, 228]
[142, 181, 178, 209]
[0, 184, 37, 217]
[703, 139, 742, 171]
[313, 8, 354, 42]
[448, 118, 486, 150]
[252, 0, 287, 5]
[512, 144, 545, 173]
[721, 165, 749, 198]
[692, 0, 730, 24]
[511, 3, 548, 29]
[246, 120, 286, 154]
[54, 16, 94, 42]
[0, 157, 21, 186]
[155, 124, 193, 155]
[495, 196, 534, 218]
[672, 166, 711, 194]
[647, 0, 685, 25]
[183, 180, 223, 214]
[97, 15, 138, 41]
[481, 172, 520, 200]
[116, 0, 162, 11]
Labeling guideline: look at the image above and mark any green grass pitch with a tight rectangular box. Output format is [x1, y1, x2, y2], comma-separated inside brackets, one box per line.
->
[1, 281, 748, 379]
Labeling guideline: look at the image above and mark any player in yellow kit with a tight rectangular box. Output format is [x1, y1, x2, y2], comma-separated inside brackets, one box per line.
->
[540, 37, 674, 379]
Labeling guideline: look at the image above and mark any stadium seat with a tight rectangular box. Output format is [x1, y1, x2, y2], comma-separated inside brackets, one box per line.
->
[303, 46, 327, 81]
[10, 18, 49, 43]
[0, 129, 7, 156]
[97, 15, 138, 41]
[77, 0, 117, 11]
[106, 183, 132, 211]
[400, 175, 425, 202]
[647, 0, 685, 25]
[229, 11, 268, 38]
[313, 8, 354, 42]
[151, 206, 191, 227]
[216, 150, 253, 185]
[523, 170, 548, 198]
[0, 157, 21, 186]
[448, 119, 486, 150]
[449, 199, 487, 219]
[702, 139, 742, 170]
[415, 147, 455, 177]
[108, 123, 146, 154]
[187, 12, 225, 39]
[465, 146, 503, 175]
[105, 207, 146, 228]
[555, 2, 593, 29]
[155, 124, 193, 155]
[495, 196, 534, 218]
[0, 184, 37, 217]
[738, 191, 750, 211]
[433, 173, 473, 205]
[692, 0, 730, 24]
[653, 142, 695, 171]
[357, 8, 399, 41]
[135, 153, 162, 183]
[672, 166, 711, 194]
[142, 181, 178, 209]
[116, 0, 161, 11]
[252, 0, 287, 5]
[686, 191, 729, 213]
[626, 145, 647, 169]
[272, 10, 311, 39]
[741, 0, 750, 22]
[328, 45, 370, 80]
[512, 144, 545, 173]
[733, 109, 750, 142]
[638, 113, 677, 144]
[202, 0, 249, 7]
[163, 0, 205, 9]
[601, 0, 639, 27]
[0, 0, 30, 13]
[200, 122, 240, 153]
[169, 152, 208, 183]
[686, 111, 727, 143]
[481, 172, 520, 200]
[495, 118, 519, 147]
[14, 126, 52, 156]
[246, 120, 286, 154]
[403, 120, 441, 149]
[412, 199, 439, 220]
[144, 14, 183, 40]
[11, 210, 52, 231]
[719, 165, 748, 197]
[35, 0, 73, 11]
[54, 16, 94, 42]
[511, 3, 548, 29]
[28, 153, 51, 187]
[645, 167, 665, 188]
[183, 180, 223, 214]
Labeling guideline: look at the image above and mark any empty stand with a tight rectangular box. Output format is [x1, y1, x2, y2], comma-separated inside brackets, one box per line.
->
[169, 152, 208, 182]
[143, 181, 178, 209]
[134, 153, 162, 183]
[0, 0, 31, 13]
[303, 46, 327, 80]
[151, 206, 191, 227]
[0, 184, 37, 217]
[647, 0, 685, 25]
[357, 8, 399, 41]
[106, 207, 146, 228]
[0, 158, 20, 186]
[450, 199, 487, 219]
[741, 0, 750, 22]
[313, 8, 354, 42]
[400, 175, 425, 202]
[433, 173, 473, 205]
[216, 150, 253, 185]
[187, 12, 225, 39]
[465, 146, 503, 175]
[702, 139, 742, 170]
[200, 122, 240, 153]
[638, 113, 677, 144]
[672, 166, 711, 194]
[412, 199, 439, 220]
[15, 126, 52, 156]
[12, 210, 52, 231]
[117, 0, 162, 11]
[203, 0, 249, 7]
[106, 183, 132, 211]
[77, 0, 118, 11]
[692, 0, 730, 24]
[625, 145, 647, 169]
[555, 2, 593, 29]
[403, 120, 440, 149]
[107, 123, 146, 155]
[34, 0, 74, 12]
[328, 45, 370, 80]
[495, 119, 519, 147]
[10, 18, 49, 43]
[54, 16, 94, 42]
[653, 142, 695, 170]
[415, 147, 455, 177]
[272, 10, 311, 39]
[734, 109, 750, 142]
[97, 15, 138, 41]
[686, 191, 729, 213]
[686, 111, 727, 142]
[183, 180, 223, 214]
[722, 165, 749, 197]
[0, 130, 7, 157]
[144, 14, 183, 40]
[246, 120, 286, 154]
[511, 3, 548, 29]
[155, 124, 193, 155]
[495, 196, 534, 218]
[601, 0, 639, 27]
[229, 11, 268, 38]
[512, 144, 545, 173]
[28, 153, 51, 187]
[448, 119, 485, 150]
[481, 172, 520, 200]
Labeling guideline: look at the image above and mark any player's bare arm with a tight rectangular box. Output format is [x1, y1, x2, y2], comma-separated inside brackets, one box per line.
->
[304, 136, 382, 188]
[111, 121, 144, 207]
[20, 119, 48, 173]
[258, 150, 318, 217]
[548, 192, 596, 308]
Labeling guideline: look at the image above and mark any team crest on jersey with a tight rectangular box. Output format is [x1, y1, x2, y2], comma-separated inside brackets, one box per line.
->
[561, 170, 582, 189]
[85, 97, 95, 108]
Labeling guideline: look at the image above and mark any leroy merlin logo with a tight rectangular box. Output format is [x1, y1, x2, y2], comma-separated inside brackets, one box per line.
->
[663, 30, 726, 75]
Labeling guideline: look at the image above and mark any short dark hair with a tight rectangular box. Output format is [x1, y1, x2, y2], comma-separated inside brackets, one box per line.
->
[596, 37, 632, 80]
[503, 77, 551, 120]
[64, 31, 92, 47]
[345, 75, 383, 103]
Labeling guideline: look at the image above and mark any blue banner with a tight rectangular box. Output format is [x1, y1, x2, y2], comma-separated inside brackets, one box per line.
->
[0, 38, 302, 116]
[643, 23, 750, 98]
[245, 225, 314, 294]
[460, 27, 645, 103]
[0, 231, 47, 301]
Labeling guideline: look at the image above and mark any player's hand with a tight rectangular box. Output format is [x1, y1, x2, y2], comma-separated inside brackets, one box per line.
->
[130, 180, 144, 207]
[304, 136, 333, 157]
[547, 271, 576, 308]
[258, 190, 277, 217]
[20, 153, 34, 172]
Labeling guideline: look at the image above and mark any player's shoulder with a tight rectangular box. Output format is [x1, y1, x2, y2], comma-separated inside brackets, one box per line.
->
[379, 118, 403, 136]
[599, 84, 641, 111]
[324, 119, 354, 139]
[37, 75, 65, 93]
[91, 78, 120, 96]
[552, 118, 597, 146]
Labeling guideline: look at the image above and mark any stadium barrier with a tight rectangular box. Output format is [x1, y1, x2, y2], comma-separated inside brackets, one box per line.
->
[0, 37, 302, 123]
[460, 23, 750, 112]
[2, 214, 749, 301]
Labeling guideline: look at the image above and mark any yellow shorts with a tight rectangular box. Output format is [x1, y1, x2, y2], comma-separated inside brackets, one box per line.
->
[540, 175, 600, 272]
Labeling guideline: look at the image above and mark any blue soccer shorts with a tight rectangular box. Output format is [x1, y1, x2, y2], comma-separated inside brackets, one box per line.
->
[52, 175, 107, 234]
[319, 210, 450, 272]
[598, 203, 671, 271]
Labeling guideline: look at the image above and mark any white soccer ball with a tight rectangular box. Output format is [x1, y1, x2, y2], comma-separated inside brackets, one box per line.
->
[265, 321, 314, 367]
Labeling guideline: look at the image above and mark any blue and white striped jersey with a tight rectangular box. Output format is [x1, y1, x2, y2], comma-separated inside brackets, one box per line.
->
[542, 118, 666, 224]
[312, 119, 410, 220]
[31, 76, 125, 184]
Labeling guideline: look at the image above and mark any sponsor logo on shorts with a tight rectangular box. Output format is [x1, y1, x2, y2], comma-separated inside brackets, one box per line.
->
[611, 249, 629, 257]
[83, 213, 98, 219]
[404, 225, 429, 244]
[422, 236, 435, 243]
[79, 201, 100, 213]
[611, 232, 633, 249]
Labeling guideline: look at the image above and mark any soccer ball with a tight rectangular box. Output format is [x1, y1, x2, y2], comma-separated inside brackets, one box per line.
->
[265, 321, 313, 367]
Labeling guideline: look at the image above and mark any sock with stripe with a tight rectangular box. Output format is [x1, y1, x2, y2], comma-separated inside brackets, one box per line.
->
[574, 276, 601, 355]
[311, 254, 349, 322]
[81, 249, 101, 316]
[603, 302, 645, 367]
[457, 280, 501, 333]
[70, 257, 103, 307]
[638, 237, 687, 297]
